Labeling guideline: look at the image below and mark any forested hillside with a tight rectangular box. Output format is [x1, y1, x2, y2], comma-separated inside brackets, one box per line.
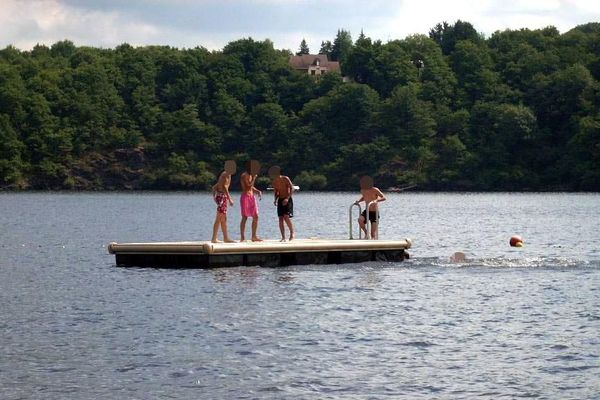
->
[1, 21, 599, 191]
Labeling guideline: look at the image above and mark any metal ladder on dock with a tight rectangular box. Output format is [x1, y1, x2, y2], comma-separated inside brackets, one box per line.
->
[348, 201, 378, 240]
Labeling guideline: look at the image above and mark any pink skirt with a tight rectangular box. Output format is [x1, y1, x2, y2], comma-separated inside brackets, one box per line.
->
[240, 193, 258, 217]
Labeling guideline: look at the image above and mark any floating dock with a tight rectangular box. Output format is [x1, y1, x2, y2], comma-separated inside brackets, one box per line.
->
[108, 238, 412, 268]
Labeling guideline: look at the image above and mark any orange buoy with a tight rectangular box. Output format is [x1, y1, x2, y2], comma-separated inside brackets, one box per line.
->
[510, 235, 524, 247]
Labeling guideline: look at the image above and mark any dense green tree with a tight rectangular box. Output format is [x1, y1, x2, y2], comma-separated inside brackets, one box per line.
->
[429, 20, 481, 55]
[451, 40, 505, 107]
[294, 170, 327, 190]
[568, 115, 600, 190]
[0, 114, 27, 187]
[297, 39, 310, 55]
[527, 64, 597, 187]
[210, 89, 246, 153]
[396, 34, 457, 106]
[0, 63, 26, 125]
[489, 28, 561, 97]
[430, 134, 472, 188]
[529, 64, 595, 134]
[344, 31, 378, 84]
[324, 137, 394, 189]
[300, 83, 380, 149]
[0, 22, 599, 191]
[319, 40, 333, 57]
[366, 40, 414, 97]
[274, 69, 315, 112]
[466, 102, 537, 189]
[50, 40, 77, 59]
[377, 83, 438, 184]
[243, 102, 290, 165]
[330, 29, 353, 66]
[156, 103, 221, 158]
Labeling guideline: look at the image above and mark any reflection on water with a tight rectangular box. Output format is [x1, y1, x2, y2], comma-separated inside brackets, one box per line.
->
[0, 192, 599, 399]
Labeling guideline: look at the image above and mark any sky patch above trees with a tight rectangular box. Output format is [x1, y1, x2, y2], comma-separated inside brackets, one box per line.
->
[0, 0, 599, 51]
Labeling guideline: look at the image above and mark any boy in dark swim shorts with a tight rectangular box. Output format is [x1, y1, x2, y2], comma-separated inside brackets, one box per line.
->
[354, 176, 386, 239]
[269, 166, 295, 241]
[277, 196, 293, 218]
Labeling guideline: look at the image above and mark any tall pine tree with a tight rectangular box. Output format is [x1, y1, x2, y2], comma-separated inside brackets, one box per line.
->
[297, 38, 310, 55]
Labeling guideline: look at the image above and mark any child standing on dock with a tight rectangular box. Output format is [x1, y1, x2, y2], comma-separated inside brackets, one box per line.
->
[240, 160, 263, 242]
[354, 176, 386, 239]
[211, 160, 236, 243]
[269, 166, 295, 241]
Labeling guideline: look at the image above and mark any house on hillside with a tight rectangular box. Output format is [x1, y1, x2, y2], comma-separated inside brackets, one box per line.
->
[289, 54, 341, 77]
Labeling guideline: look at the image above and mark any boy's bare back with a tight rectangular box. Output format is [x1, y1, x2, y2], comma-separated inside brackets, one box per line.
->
[361, 187, 386, 211]
[273, 176, 293, 199]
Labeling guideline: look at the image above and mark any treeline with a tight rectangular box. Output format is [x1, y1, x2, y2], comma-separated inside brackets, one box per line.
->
[1, 21, 599, 191]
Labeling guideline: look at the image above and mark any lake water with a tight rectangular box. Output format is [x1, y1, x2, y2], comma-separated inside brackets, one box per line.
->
[1, 192, 599, 399]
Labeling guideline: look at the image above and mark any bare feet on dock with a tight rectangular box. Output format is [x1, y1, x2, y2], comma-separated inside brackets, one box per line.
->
[224, 239, 236, 243]
[251, 237, 263, 242]
[289, 233, 295, 241]
[280, 238, 286, 242]
[211, 239, 221, 243]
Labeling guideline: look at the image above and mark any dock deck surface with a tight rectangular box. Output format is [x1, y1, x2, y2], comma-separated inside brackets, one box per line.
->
[108, 238, 412, 268]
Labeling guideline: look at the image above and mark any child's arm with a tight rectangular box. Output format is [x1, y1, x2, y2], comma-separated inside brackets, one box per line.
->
[375, 188, 386, 202]
[224, 180, 234, 205]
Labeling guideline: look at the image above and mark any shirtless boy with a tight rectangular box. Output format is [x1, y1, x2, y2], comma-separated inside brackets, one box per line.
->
[211, 160, 236, 243]
[354, 176, 386, 239]
[269, 166, 295, 241]
[240, 160, 263, 242]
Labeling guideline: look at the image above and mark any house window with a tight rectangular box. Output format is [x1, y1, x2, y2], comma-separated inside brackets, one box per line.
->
[311, 70, 316, 75]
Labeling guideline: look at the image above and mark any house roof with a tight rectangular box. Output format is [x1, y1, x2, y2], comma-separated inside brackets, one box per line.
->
[289, 54, 341, 72]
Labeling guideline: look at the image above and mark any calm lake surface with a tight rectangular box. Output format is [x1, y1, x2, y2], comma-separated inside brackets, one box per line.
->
[1, 192, 599, 399]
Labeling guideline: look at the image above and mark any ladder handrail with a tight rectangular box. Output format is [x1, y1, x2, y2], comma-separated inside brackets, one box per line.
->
[348, 203, 363, 239]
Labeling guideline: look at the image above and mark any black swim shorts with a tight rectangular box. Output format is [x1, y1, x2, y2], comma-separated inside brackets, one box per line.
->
[277, 197, 293, 217]
[361, 210, 379, 223]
